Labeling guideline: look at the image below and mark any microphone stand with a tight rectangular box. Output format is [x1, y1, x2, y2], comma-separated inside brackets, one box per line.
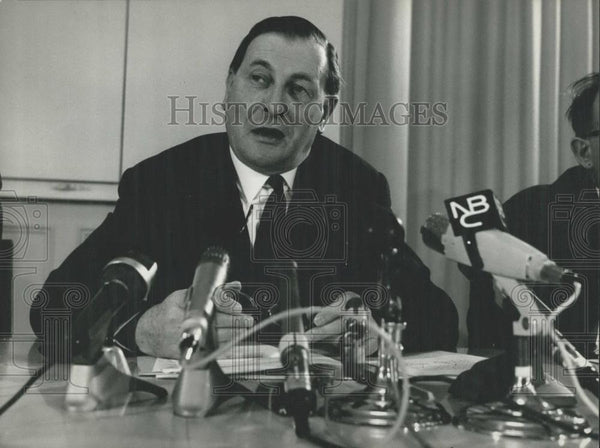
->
[327, 231, 450, 430]
[63, 288, 167, 412]
[65, 255, 167, 412]
[172, 294, 230, 418]
[65, 345, 167, 412]
[456, 277, 593, 439]
[172, 247, 232, 418]
[172, 351, 230, 418]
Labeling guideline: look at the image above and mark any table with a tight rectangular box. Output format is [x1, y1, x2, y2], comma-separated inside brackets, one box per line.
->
[0, 338, 597, 448]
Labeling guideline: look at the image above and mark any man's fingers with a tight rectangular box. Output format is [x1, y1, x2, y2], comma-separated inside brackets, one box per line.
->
[214, 311, 255, 345]
[313, 291, 368, 327]
[163, 289, 188, 310]
[224, 280, 242, 291]
[214, 311, 254, 328]
[216, 324, 254, 345]
[307, 313, 379, 358]
[362, 335, 379, 356]
[213, 281, 247, 314]
[352, 316, 379, 356]
[312, 292, 348, 326]
[306, 318, 344, 341]
[216, 328, 236, 344]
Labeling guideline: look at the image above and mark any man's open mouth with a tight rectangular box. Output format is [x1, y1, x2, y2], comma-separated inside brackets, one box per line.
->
[251, 127, 285, 141]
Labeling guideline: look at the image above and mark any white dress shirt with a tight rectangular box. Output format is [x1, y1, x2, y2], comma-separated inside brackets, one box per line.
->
[229, 147, 296, 246]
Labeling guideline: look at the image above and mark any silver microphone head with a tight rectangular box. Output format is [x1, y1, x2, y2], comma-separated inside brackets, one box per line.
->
[179, 246, 230, 362]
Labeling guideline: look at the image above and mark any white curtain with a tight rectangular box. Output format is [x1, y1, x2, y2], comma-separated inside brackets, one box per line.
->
[344, 0, 600, 344]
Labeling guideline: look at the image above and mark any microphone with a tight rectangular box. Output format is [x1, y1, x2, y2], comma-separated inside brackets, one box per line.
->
[173, 247, 231, 418]
[179, 246, 230, 363]
[421, 213, 576, 284]
[277, 261, 314, 437]
[553, 330, 599, 398]
[1, 252, 158, 416]
[343, 296, 368, 341]
[72, 252, 157, 363]
[341, 296, 369, 383]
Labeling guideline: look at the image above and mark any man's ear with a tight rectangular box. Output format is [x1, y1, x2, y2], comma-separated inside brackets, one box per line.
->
[319, 96, 338, 131]
[224, 70, 234, 102]
[571, 137, 593, 168]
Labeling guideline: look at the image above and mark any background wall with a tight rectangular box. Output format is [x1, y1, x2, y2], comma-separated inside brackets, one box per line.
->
[1, 0, 599, 343]
[346, 0, 600, 345]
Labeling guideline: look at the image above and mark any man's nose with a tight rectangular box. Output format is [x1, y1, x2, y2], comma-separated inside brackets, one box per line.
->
[262, 86, 289, 117]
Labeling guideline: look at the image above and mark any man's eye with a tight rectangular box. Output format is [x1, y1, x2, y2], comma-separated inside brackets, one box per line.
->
[290, 84, 310, 99]
[250, 74, 268, 86]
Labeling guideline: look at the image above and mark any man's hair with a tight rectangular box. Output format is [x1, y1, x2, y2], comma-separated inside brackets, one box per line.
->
[566, 72, 599, 137]
[228, 16, 341, 96]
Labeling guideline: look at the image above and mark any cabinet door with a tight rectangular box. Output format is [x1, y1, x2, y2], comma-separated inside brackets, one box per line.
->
[4, 201, 113, 335]
[122, 0, 344, 170]
[0, 0, 126, 183]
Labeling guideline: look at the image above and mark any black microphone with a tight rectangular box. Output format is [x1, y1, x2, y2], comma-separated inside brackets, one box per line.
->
[72, 252, 157, 364]
[278, 261, 314, 438]
[341, 296, 369, 383]
[0, 252, 158, 415]
[179, 246, 230, 363]
[1, 252, 157, 416]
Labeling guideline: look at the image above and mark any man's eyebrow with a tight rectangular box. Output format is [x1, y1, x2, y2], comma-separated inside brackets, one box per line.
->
[248, 59, 319, 84]
[248, 60, 273, 70]
[289, 73, 319, 85]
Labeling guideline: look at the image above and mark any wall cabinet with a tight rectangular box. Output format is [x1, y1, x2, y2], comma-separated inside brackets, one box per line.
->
[0, 0, 126, 184]
[1, 0, 343, 195]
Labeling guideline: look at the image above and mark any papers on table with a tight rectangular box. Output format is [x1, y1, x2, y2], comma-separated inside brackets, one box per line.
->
[400, 351, 485, 377]
[137, 348, 485, 380]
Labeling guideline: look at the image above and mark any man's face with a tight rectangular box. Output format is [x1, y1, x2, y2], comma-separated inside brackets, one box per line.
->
[572, 92, 600, 186]
[224, 33, 330, 175]
[589, 93, 600, 184]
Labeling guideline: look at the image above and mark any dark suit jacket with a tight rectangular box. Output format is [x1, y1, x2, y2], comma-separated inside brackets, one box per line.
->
[467, 166, 599, 357]
[0, 172, 3, 237]
[31, 133, 458, 353]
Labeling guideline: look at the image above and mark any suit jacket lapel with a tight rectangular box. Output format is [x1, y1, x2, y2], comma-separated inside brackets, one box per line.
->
[205, 138, 254, 279]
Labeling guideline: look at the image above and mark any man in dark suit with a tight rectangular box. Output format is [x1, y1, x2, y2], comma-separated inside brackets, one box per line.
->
[0, 172, 3, 238]
[31, 16, 458, 359]
[467, 72, 599, 358]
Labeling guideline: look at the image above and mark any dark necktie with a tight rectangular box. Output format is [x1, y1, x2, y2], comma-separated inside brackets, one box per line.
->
[254, 174, 286, 262]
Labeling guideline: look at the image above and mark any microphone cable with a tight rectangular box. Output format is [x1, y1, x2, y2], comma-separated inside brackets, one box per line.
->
[185, 306, 410, 448]
[0, 361, 51, 416]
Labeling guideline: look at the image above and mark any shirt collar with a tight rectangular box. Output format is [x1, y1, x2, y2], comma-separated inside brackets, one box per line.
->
[229, 147, 297, 203]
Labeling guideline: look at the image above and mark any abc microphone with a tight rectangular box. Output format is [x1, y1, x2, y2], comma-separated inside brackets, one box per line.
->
[421, 213, 576, 284]
[179, 246, 230, 363]
[423, 189, 578, 284]
[278, 261, 314, 438]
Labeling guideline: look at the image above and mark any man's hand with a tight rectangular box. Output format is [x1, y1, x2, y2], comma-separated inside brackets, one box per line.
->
[135, 289, 187, 359]
[305, 291, 378, 357]
[212, 281, 255, 345]
[135, 281, 255, 359]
